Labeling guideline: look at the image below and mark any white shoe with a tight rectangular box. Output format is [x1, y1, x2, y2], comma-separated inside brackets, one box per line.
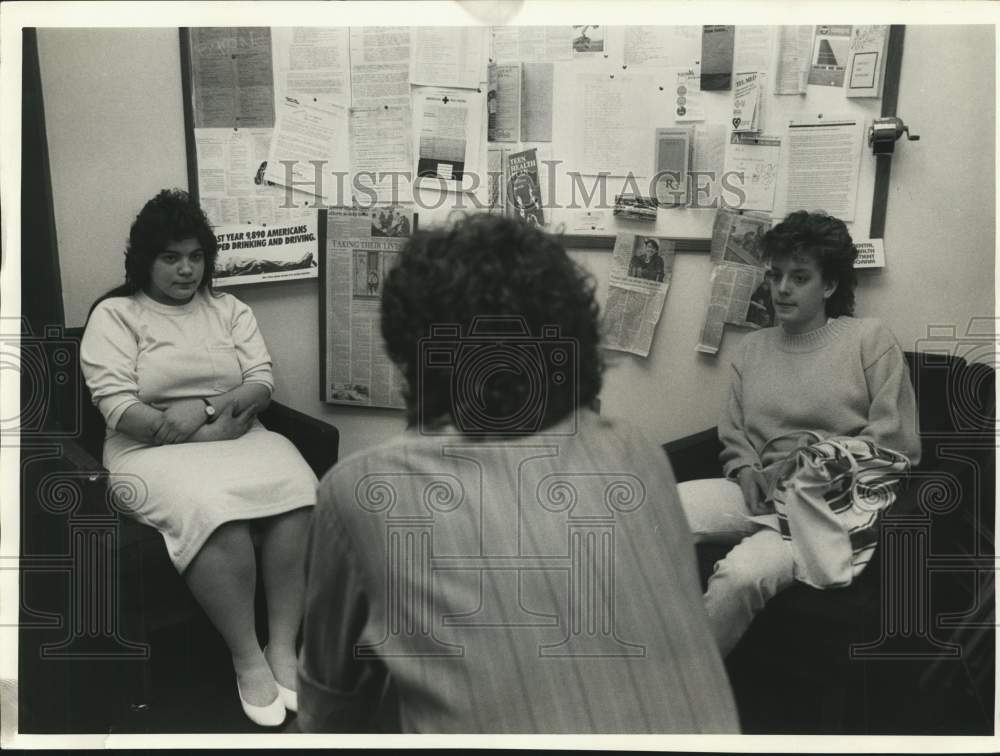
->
[276, 682, 298, 713]
[237, 679, 286, 727]
[264, 644, 298, 713]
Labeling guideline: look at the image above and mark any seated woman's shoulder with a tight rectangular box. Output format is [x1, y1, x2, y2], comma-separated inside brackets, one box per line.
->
[89, 294, 141, 322]
[204, 288, 252, 314]
[837, 316, 902, 353]
[843, 315, 893, 337]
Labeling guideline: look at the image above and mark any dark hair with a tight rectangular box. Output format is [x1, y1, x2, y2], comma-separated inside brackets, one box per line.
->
[89, 189, 218, 317]
[642, 238, 659, 252]
[760, 210, 858, 317]
[380, 214, 603, 434]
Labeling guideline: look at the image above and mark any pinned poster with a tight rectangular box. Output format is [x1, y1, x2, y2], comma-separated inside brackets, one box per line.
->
[488, 62, 521, 142]
[701, 25, 735, 91]
[507, 148, 545, 226]
[723, 133, 780, 212]
[413, 86, 485, 194]
[775, 25, 812, 95]
[845, 26, 889, 98]
[653, 127, 692, 207]
[853, 239, 886, 268]
[731, 72, 764, 132]
[264, 95, 350, 201]
[674, 70, 705, 122]
[808, 25, 852, 87]
[213, 215, 319, 287]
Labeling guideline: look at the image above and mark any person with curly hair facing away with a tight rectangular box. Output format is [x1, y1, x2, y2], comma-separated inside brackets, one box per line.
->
[81, 190, 317, 727]
[296, 214, 739, 733]
[678, 210, 921, 657]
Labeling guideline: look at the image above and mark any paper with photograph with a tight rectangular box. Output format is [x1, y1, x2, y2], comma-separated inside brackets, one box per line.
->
[213, 215, 319, 287]
[413, 86, 485, 193]
[696, 262, 770, 354]
[602, 234, 676, 358]
[322, 206, 414, 409]
[808, 25, 852, 87]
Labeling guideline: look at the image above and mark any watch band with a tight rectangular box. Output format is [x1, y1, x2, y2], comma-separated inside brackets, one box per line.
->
[201, 397, 217, 423]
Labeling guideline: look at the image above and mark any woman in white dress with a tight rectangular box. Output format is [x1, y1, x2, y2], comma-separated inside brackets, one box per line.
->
[81, 189, 316, 727]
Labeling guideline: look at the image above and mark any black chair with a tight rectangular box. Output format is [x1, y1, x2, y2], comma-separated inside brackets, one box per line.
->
[663, 351, 996, 734]
[60, 326, 340, 726]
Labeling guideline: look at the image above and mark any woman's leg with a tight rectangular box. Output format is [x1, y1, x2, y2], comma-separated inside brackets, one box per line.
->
[183, 521, 277, 706]
[259, 506, 312, 690]
[677, 478, 794, 656]
[704, 528, 794, 657]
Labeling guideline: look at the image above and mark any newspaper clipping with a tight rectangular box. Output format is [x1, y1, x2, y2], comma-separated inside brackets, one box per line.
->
[602, 234, 676, 358]
[697, 208, 773, 354]
[322, 206, 412, 408]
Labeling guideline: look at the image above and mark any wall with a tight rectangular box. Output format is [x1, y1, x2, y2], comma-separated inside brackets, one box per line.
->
[866, 24, 996, 352]
[39, 25, 996, 461]
[39, 29, 190, 326]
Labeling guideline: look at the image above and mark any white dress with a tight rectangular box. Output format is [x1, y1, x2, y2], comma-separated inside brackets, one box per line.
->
[81, 289, 317, 571]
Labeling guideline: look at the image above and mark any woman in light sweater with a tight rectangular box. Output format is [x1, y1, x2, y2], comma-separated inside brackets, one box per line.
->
[679, 210, 921, 657]
[81, 190, 316, 727]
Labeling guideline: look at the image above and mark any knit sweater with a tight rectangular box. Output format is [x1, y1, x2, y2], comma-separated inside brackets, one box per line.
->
[718, 316, 921, 479]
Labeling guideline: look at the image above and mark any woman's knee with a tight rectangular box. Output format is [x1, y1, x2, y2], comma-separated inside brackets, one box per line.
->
[707, 540, 794, 600]
[207, 520, 254, 548]
[193, 521, 256, 573]
[678, 478, 755, 543]
[262, 506, 312, 536]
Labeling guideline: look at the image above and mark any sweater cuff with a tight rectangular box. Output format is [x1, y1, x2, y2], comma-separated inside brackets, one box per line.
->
[101, 395, 142, 432]
[722, 459, 758, 479]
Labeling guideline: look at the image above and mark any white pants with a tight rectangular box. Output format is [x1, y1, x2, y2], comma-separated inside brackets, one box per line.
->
[678, 478, 795, 657]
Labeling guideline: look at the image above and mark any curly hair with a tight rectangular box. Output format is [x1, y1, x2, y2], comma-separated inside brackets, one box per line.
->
[88, 190, 218, 319]
[380, 214, 603, 434]
[124, 189, 218, 293]
[760, 210, 858, 317]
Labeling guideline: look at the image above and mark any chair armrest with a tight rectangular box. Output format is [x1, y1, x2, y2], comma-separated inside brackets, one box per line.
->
[259, 400, 340, 479]
[58, 435, 109, 478]
[662, 427, 724, 483]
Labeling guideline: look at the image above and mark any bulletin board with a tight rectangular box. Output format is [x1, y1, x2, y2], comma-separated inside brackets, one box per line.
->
[179, 25, 905, 253]
[177, 24, 906, 401]
[506, 25, 905, 251]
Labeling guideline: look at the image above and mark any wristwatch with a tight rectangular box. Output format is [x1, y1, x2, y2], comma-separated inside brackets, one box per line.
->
[201, 397, 217, 423]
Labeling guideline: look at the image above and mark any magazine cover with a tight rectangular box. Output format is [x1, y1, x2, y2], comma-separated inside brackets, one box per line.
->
[506, 148, 544, 226]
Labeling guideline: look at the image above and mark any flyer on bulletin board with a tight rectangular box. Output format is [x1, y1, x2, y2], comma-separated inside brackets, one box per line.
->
[212, 215, 319, 286]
